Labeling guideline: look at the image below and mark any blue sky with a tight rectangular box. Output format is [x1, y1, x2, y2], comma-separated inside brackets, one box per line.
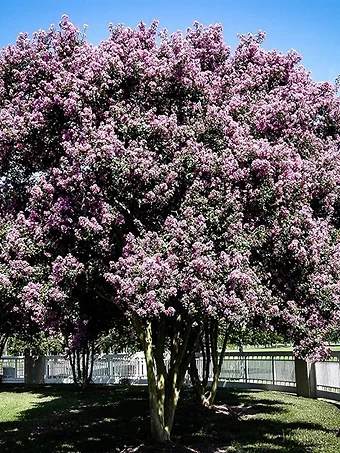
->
[0, 0, 339, 84]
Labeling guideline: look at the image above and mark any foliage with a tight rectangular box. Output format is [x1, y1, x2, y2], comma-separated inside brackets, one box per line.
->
[6, 332, 63, 356]
[98, 325, 140, 354]
[228, 326, 286, 349]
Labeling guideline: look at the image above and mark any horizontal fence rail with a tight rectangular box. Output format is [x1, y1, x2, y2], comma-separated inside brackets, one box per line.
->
[1, 351, 340, 401]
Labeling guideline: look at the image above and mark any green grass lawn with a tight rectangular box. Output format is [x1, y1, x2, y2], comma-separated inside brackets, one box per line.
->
[1, 385, 340, 452]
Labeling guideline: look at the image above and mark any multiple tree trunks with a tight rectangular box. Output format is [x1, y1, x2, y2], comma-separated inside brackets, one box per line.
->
[68, 342, 95, 389]
[133, 314, 199, 442]
[189, 320, 229, 407]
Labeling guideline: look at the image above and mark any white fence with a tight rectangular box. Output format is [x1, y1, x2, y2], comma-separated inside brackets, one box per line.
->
[0, 356, 25, 383]
[315, 353, 340, 400]
[216, 352, 296, 393]
[44, 352, 148, 384]
[1, 351, 340, 401]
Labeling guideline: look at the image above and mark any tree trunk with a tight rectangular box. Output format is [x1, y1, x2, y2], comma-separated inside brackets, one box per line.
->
[0, 334, 8, 358]
[68, 343, 95, 389]
[141, 317, 171, 442]
[133, 313, 199, 443]
[0, 334, 8, 385]
[189, 319, 229, 407]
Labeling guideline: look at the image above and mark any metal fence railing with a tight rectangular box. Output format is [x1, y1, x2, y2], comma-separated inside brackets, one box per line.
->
[44, 353, 148, 384]
[0, 356, 25, 383]
[217, 352, 296, 392]
[1, 351, 340, 401]
[315, 351, 340, 400]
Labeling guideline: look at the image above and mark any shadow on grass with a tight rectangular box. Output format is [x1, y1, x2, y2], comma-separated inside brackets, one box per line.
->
[170, 389, 337, 453]
[0, 384, 150, 453]
[0, 385, 338, 452]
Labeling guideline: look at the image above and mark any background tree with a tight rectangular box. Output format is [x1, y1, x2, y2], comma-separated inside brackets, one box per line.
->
[6, 331, 63, 356]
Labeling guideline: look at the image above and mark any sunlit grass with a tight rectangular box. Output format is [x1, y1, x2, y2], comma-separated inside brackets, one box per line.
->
[0, 391, 57, 422]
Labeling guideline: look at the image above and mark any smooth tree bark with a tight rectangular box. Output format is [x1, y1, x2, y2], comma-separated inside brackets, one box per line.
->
[0, 333, 8, 358]
[133, 313, 199, 442]
[68, 341, 95, 389]
[189, 319, 229, 407]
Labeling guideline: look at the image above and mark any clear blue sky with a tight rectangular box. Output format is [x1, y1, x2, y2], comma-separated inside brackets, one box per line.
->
[0, 0, 339, 83]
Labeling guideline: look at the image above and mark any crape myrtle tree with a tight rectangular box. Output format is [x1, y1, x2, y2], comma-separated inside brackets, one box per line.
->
[102, 23, 340, 434]
[0, 17, 269, 437]
[0, 15, 340, 441]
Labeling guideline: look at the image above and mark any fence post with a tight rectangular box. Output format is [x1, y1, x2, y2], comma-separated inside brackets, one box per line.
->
[294, 358, 317, 398]
[108, 356, 113, 383]
[24, 356, 45, 384]
[45, 356, 49, 382]
[244, 354, 248, 384]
